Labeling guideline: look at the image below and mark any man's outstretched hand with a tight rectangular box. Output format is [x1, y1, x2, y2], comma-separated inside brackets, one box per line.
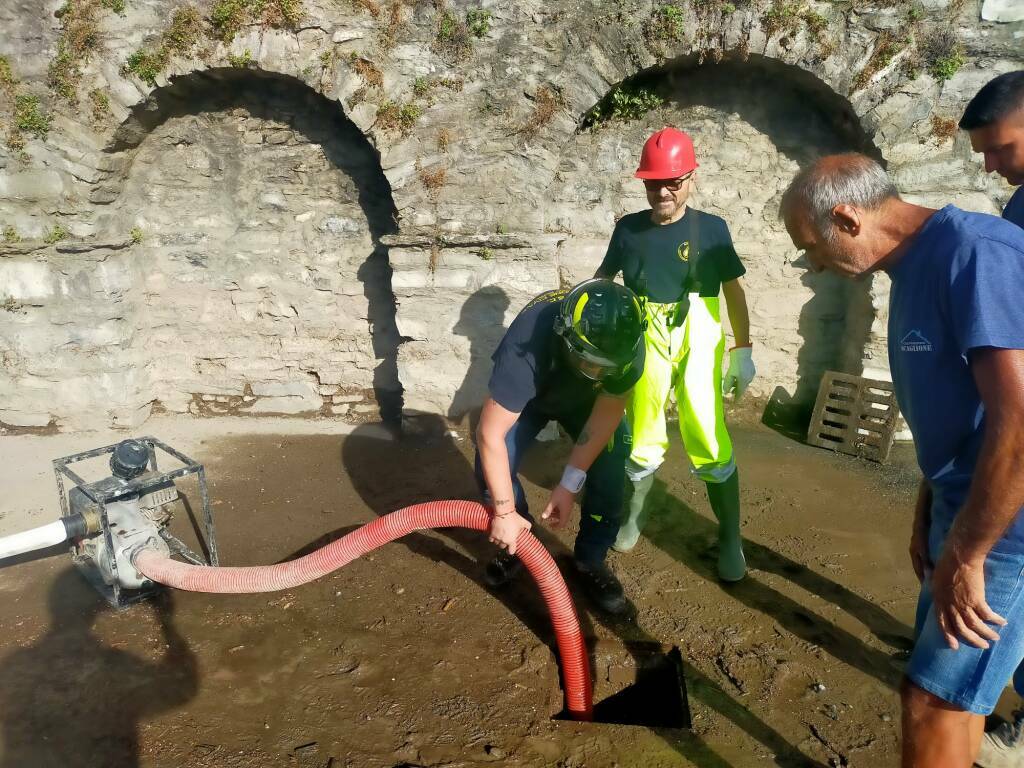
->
[541, 485, 577, 529]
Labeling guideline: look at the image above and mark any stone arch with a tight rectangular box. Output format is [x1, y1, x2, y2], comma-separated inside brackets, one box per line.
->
[96, 67, 402, 423]
[549, 7, 892, 135]
[548, 52, 885, 423]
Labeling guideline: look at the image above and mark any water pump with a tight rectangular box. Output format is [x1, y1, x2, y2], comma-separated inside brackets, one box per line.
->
[51, 437, 219, 608]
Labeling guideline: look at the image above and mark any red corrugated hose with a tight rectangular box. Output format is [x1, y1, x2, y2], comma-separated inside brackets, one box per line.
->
[134, 499, 593, 721]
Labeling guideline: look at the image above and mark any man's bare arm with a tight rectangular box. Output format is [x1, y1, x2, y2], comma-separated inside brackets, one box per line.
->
[930, 347, 1024, 649]
[476, 397, 532, 554]
[567, 393, 628, 472]
[722, 278, 751, 348]
[540, 393, 628, 529]
[945, 348, 1024, 560]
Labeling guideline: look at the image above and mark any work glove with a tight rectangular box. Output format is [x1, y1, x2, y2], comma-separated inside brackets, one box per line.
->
[723, 346, 755, 400]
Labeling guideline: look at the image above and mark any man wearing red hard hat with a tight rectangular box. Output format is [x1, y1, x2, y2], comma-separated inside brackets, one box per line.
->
[596, 126, 755, 581]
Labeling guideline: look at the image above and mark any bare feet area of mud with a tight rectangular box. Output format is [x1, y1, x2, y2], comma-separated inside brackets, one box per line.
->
[0, 414, 1013, 767]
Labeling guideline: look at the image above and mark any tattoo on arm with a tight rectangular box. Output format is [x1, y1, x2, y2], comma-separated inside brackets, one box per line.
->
[576, 428, 590, 446]
[493, 498, 513, 507]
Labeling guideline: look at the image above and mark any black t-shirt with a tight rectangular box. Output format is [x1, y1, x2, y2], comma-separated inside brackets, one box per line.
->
[488, 289, 644, 418]
[598, 208, 745, 303]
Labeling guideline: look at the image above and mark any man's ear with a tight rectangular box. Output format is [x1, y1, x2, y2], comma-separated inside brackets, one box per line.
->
[831, 204, 861, 236]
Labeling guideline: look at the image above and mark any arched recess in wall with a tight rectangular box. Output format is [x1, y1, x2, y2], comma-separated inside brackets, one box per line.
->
[97, 68, 402, 422]
[558, 53, 884, 425]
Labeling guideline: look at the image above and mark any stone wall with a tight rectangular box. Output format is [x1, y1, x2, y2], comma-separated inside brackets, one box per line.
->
[0, 0, 1022, 430]
[1, 68, 401, 428]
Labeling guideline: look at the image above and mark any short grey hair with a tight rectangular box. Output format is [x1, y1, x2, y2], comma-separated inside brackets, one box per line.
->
[782, 153, 899, 235]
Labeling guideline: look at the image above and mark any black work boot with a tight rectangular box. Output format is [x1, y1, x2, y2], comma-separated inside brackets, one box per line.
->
[575, 560, 627, 615]
[484, 550, 524, 588]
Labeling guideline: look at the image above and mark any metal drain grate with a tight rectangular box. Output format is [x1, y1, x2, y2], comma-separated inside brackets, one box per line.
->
[807, 371, 900, 463]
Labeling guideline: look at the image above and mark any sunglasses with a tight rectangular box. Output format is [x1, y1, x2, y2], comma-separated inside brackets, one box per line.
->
[642, 174, 693, 192]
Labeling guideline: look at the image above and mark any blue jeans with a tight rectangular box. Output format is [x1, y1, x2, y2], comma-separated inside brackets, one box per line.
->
[474, 405, 630, 566]
[907, 543, 1024, 715]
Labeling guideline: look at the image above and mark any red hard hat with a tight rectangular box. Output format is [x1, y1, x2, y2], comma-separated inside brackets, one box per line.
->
[635, 127, 698, 179]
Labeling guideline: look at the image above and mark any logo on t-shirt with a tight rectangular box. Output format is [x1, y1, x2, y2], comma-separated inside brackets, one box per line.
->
[677, 241, 690, 263]
[900, 330, 933, 352]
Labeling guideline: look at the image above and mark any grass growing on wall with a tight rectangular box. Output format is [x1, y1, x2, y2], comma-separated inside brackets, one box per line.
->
[123, 5, 205, 86]
[433, 6, 473, 64]
[761, 0, 802, 37]
[14, 95, 52, 139]
[645, 3, 686, 44]
[47, 0, 103, 102]
[520, 85, 560, 137]
[642, 0, 838, 64]
[930, 114, 956, 141]
[410, 75, 463, 107]
[353, 57, 384, 89]
[89, 88, 110, 120]
[418, 163, 447, 195]
[124, 1, 303, 86]
[691, 0, 744, 10]
[376, 100, 421, 134]
[123, 50, 164, 84]
[921, 30, 965, 80]
[929, 48, 965, 80]
[0, 57, 15, 97]
[583, 78, 665, 128]
[165, 5, 206, 51]
[465, 8, 491, 37]
[0, 56, 38, 153]
[210, 0, 303, 43]
[849, 4, 968, 87]
[227, 49, 255, 67]
[44, 225, 68, 244]
[852, 30, 908, 90]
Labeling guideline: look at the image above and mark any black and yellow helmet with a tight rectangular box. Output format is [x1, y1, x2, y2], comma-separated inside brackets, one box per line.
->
[554, 279, 646, 381]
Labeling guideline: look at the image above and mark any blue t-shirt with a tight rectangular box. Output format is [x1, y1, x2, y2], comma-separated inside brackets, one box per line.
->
[1004, 186, 1024, 229]
[887, 205, 1024, 552]
[489, 289, 644, 418]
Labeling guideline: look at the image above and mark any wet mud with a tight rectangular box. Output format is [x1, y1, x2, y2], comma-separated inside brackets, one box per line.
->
[0, 415, 984, 767]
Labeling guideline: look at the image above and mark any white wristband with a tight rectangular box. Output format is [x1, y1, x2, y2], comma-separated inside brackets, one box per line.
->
[559, 465, 586, 493]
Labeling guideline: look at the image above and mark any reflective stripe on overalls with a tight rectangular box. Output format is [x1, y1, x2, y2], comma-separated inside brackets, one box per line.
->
[626, 295, 735, 483]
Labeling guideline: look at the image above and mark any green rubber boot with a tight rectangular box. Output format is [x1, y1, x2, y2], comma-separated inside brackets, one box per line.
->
[613, 474, 655, 553]
[705, 470, 746, 582]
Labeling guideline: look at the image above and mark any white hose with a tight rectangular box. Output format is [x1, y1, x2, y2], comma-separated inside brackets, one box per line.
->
[0, 519, 69, 560]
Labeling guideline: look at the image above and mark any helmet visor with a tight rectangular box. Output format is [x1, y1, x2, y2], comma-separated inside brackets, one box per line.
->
[566, 342, 636, 382]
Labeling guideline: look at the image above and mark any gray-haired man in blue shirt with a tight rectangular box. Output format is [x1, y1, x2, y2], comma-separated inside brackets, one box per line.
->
[782, 153, 1024, 768]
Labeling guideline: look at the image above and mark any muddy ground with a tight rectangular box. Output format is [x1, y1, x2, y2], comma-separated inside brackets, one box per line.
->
[0, 413, 1015, 767]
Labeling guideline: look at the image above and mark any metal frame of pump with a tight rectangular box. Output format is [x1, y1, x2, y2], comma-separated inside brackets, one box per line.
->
[53, 437, 219, 609]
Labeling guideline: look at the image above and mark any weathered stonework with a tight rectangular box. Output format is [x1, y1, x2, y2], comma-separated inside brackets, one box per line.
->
[1, 0, 1022, 430]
